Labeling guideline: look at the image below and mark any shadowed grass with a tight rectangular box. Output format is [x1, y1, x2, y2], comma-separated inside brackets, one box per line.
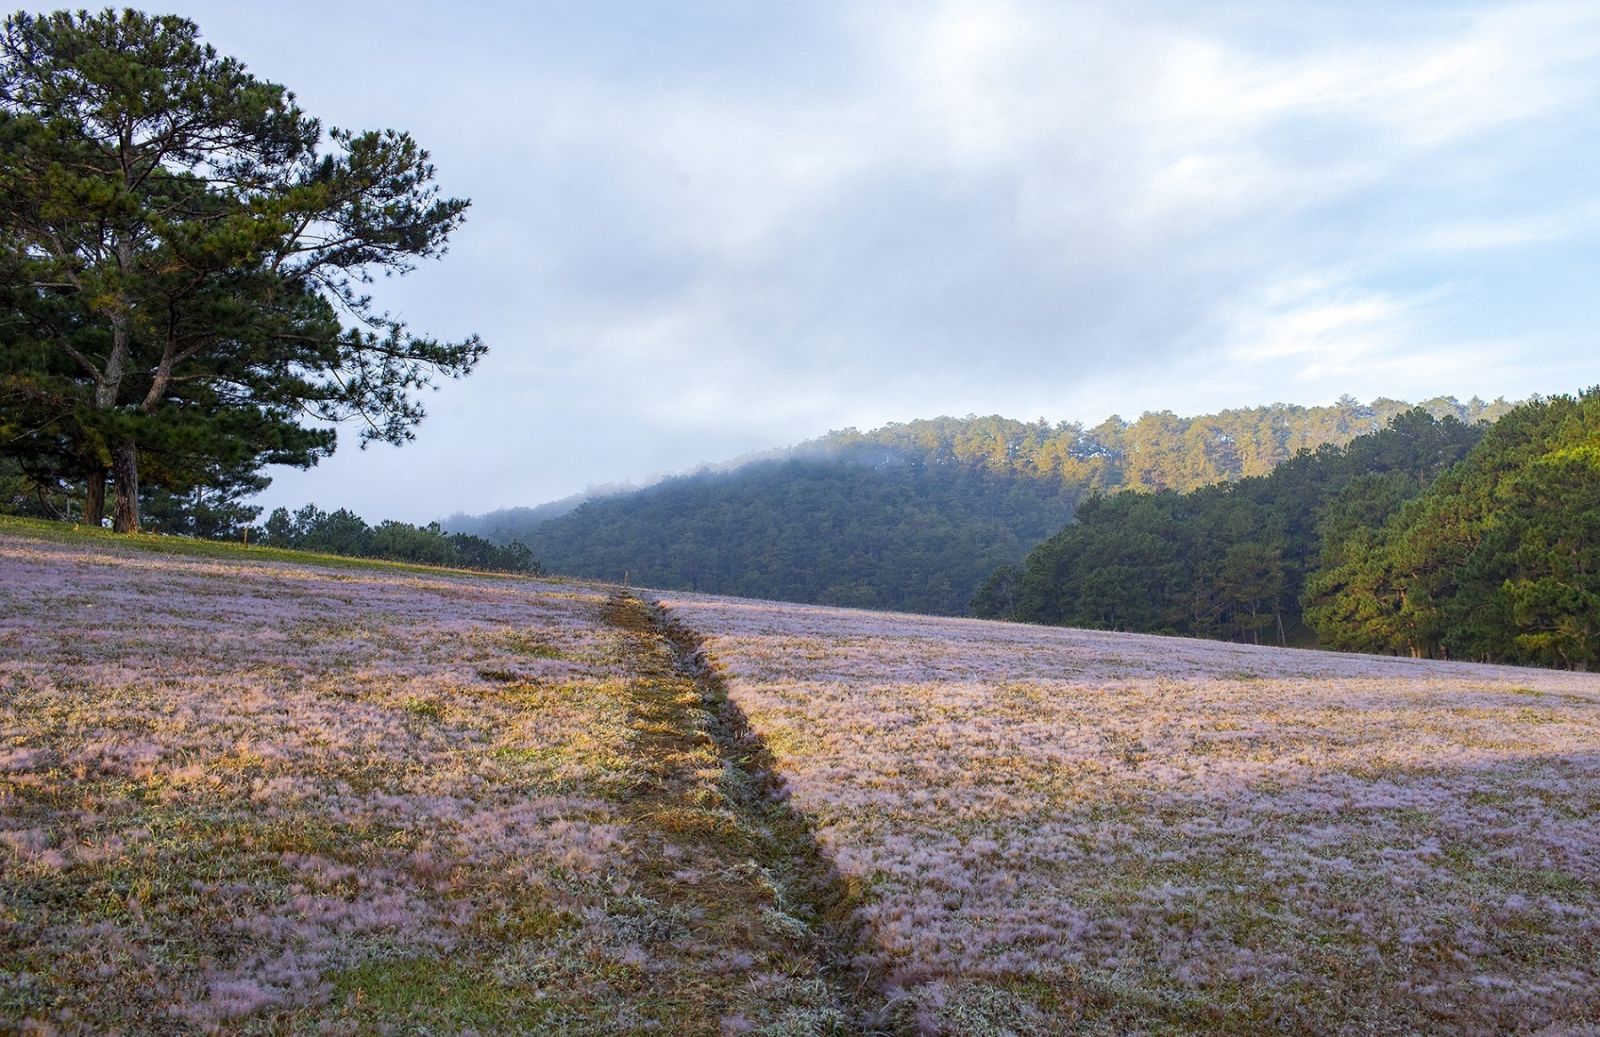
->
[600, 593, 883, 1035]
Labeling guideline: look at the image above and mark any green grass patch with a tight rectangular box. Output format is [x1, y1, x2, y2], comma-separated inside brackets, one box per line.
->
[402, 696, 447, 721]
[329, 955, 554, 1031]
[500, 631, 566, 658]
[475, 902, 582, 942]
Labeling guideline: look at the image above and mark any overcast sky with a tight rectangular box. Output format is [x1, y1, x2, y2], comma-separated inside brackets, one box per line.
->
[155, 0, 1600, 522]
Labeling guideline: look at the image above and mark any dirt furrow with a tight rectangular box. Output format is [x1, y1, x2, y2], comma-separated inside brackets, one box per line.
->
[601, 592, 889, 1035]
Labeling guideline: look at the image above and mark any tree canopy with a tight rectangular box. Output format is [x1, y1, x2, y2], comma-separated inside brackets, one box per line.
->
[1305, 390, 1600, 668]
[0, 8, 482, 530]
[454, 398, 1506, 616]
[985, 410, 1486, 642]
[983, 390, 1600, 670]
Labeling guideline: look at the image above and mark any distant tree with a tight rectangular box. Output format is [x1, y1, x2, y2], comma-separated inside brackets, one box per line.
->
[1301, 472, 1421, 653]
[140, 472, 264, 539]
[447, 530, 537, 573]
[969, 564, 1023, 620]
[292, 505, 373, 556]
[252, 502, 540, 572]
[1487, 454, 1600, 668]
[370, 519, 453, 566]
[1216, 541, 1286, 644]
[0, 9, 483, 531]
[260, 506, 294, 547]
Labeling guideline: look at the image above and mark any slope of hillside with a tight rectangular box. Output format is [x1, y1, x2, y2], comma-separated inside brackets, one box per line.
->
[659, 591, 1600, 1035]
[990, 408, 1486, 643]
[10, 520, 1594, 1036]
[0, 525, 855, 1035]
[463, 397, 1512, 615]
[520, 457, 1079, 614]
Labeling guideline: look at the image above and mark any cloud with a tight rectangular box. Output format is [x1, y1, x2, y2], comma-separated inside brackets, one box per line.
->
[1409, 201, 1600, 253]
[162, 0, 1600, 520]
[1224, 279, 1424, 363]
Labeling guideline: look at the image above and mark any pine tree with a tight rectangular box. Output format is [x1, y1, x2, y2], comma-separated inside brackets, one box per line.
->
[0, 10, 483, 530]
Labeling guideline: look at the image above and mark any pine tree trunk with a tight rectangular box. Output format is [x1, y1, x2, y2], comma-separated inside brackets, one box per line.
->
[98, 306, 135, 531]
[84, 470, 106, 527]
[111, 439, 140, 533]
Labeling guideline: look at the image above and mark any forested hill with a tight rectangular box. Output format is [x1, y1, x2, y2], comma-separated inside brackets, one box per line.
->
[454, 395, 1512, 614]
[980, 410, 1485, 642]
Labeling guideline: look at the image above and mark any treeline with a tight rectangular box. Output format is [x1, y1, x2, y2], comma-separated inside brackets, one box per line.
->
[813, 395, 1510, 491]
[0, 466, 541, 574]
[975, 410, 1483, 641]
[517, 458, 1079, 615]
[1305, 391, 1599, 668]
[463, 396, 1509, 615]
[254, 505, 542, 573]
[983, 391, 1600, 669]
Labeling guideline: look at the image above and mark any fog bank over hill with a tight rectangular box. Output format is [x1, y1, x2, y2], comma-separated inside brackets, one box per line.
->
[146, 0, 1600, 523]
[449, 395, 1513, 614]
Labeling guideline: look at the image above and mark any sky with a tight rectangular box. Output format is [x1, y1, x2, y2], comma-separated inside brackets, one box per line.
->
[152, 0, 1600, 522]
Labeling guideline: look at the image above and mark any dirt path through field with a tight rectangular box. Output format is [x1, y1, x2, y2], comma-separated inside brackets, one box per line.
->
[601, 592, 890, 1035]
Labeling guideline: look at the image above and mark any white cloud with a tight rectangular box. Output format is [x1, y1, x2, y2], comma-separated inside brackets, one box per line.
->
[1224, 281, 1422, 364]
[1410, 201, 1600, 252]
[164, 0, 1600, 519]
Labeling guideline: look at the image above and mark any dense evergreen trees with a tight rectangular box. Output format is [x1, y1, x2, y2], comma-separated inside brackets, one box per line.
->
[992, 390, 1600, 670]
[0, 10, 481, 531]
[258, 504, 539, 573]
[1305, 390, 1600, 668]
[517, 456, 1077, 615]
[809, 396, 1507, 492]
[983, 411, 1486, 641]
[462, 397, 1507, 616]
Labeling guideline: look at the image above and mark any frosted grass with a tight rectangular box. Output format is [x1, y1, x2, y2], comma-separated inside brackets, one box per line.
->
[659, 592, 1600, 1035]
[1, 536, 629, 1032]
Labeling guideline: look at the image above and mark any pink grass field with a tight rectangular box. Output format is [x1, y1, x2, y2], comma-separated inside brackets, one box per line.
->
[0, 532, 650, 1033]
[4, 523, 1599, 1036]
[658, 591, 1600, 1035]
[0, 528, 859, 1036]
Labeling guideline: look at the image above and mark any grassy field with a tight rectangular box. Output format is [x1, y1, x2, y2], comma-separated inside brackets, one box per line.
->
[0, 523, 853, 1035]
[659, 591, 1600, 1035]
[4, 519, 1599, 1035]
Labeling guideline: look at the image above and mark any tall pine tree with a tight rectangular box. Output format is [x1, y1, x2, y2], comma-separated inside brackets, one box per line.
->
[0, 9, 482, 530]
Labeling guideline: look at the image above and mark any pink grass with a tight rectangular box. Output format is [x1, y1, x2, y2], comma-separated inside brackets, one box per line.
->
[659, 591, 1600, 1033]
